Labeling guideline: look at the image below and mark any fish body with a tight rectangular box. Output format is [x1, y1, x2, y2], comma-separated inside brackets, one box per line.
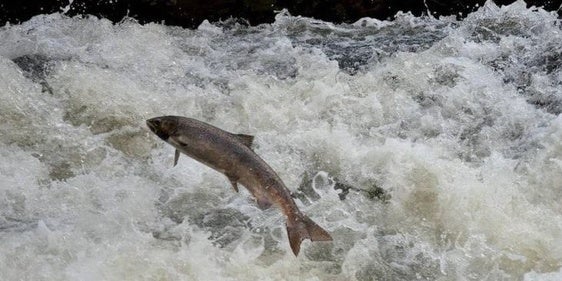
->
[146, 116, 332, 255]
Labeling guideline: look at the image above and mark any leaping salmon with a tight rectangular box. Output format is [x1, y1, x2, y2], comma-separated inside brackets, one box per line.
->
[146, 116, 332, 256]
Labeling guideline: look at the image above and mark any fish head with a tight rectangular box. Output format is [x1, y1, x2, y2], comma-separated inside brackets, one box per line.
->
[146, 116, 178, 141]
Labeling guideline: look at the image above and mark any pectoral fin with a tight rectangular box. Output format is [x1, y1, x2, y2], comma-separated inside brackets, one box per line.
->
[226, 175, 239, 193]
[174, 149, 180, 166]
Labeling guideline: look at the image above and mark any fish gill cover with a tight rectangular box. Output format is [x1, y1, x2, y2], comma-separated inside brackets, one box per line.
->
[0, 1, 562, 280]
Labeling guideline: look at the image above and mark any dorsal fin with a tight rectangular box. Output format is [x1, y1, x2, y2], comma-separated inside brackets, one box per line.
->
[234, 134, 254, 148]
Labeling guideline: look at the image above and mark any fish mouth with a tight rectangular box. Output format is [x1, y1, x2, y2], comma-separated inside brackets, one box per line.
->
[146, 118, 170, 141]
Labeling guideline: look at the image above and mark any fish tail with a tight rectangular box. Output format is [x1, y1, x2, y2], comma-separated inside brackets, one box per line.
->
[286, 214, 332, 256]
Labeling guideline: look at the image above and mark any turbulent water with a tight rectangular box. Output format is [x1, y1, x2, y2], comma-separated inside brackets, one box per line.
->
[1, 1, 562, 280]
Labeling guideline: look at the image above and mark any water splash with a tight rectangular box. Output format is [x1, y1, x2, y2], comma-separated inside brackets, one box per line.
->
[1, 2, 562, 279]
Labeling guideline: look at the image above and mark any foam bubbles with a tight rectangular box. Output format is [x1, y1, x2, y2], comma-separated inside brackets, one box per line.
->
[1, 2, 562, 279]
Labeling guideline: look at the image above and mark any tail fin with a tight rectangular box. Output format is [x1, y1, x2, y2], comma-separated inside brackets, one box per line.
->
[286, 215, 332, 256]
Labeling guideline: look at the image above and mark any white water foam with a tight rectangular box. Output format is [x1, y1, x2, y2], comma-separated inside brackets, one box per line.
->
[1, 1, 561, 280]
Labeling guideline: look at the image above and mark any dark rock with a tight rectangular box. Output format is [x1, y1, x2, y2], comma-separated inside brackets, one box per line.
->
[294, 172, 322, 205]
[12, 54, 55, 95]
[278, 0, 426, 22]
[190, 207, 251, 248]
[297, 171, 391, 202]
[1, 1, 561, 28]
[1, 0, 67, 25]
[12, 54, 52, 81]
[0, 217, 38, 233]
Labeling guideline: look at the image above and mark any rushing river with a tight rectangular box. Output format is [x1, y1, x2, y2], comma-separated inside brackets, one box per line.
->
[1, 1, 562, 280]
